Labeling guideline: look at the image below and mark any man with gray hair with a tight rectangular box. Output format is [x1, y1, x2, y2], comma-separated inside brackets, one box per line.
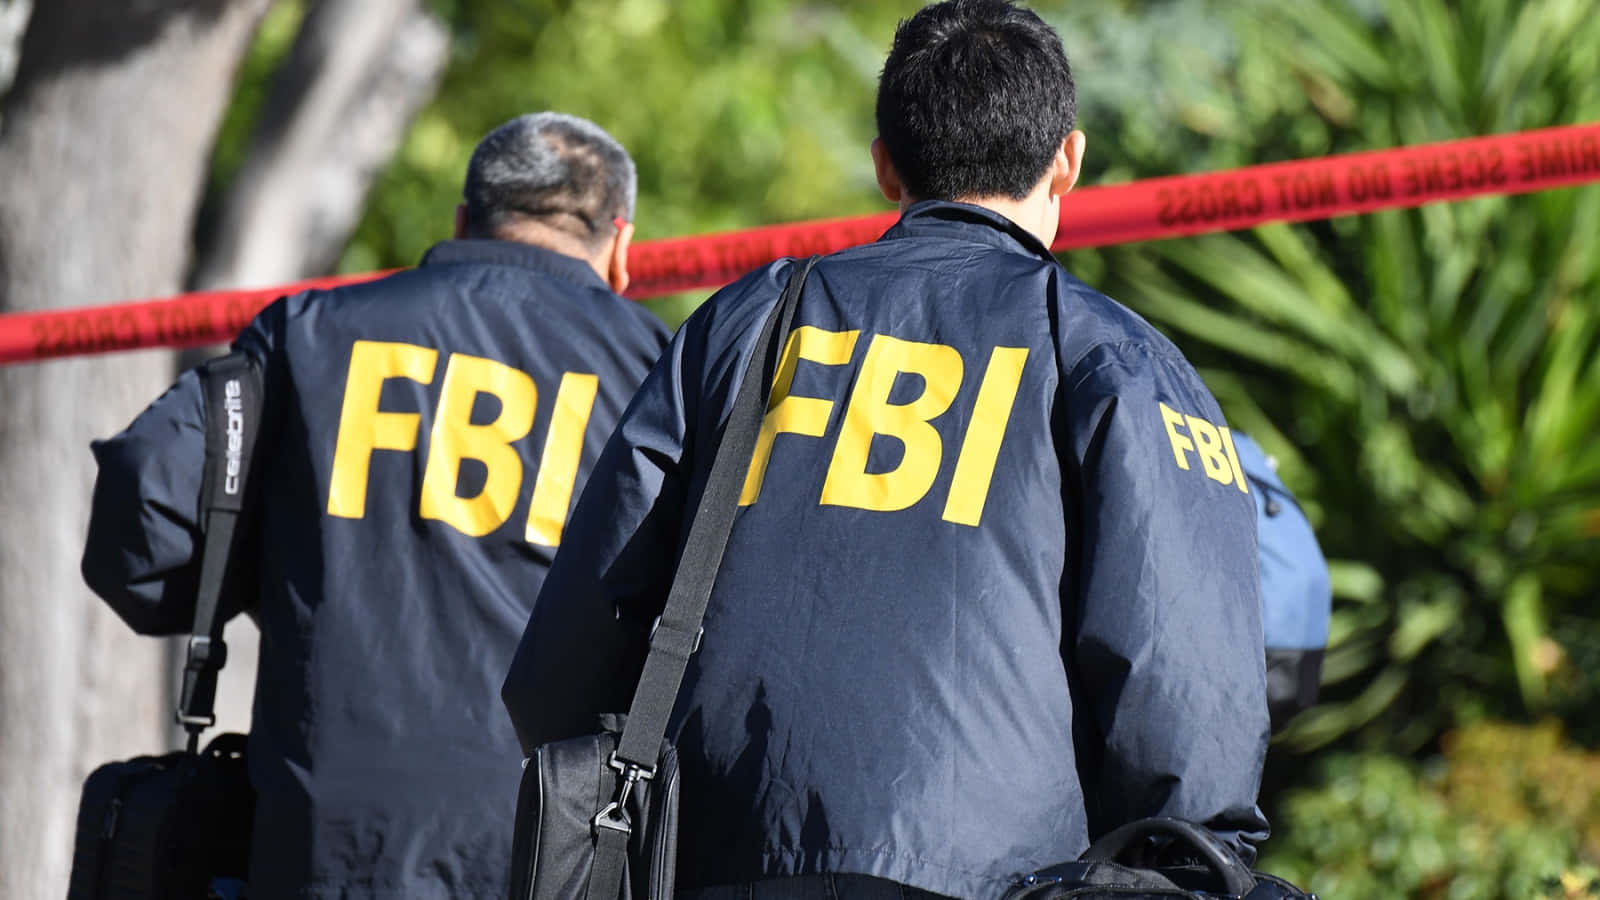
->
[81, 113, 670, 898]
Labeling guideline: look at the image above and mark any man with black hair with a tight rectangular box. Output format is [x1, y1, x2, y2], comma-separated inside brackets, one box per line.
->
[82, 113, 670, 898]
[504, 3, 1270, 898]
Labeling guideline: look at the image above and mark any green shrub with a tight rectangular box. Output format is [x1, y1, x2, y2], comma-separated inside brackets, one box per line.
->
[1263, 721, 1600, 899]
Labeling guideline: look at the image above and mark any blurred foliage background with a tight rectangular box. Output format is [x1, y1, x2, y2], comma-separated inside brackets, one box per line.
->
[201, 0, 1600, 896]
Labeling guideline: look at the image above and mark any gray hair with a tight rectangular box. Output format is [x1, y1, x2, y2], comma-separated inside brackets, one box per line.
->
[462, 112, 637, 251]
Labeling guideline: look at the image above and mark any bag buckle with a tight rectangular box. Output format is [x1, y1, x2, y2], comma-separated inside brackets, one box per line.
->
[592, 753, 655, 836]
[175, 636, 225, 731]
[184, 634, 228, 671]
[592, 801, 632, 835]
[649, 616, 703, 654]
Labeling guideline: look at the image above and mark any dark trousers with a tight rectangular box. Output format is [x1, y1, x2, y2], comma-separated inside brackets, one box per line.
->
[679, 874, 958, 900]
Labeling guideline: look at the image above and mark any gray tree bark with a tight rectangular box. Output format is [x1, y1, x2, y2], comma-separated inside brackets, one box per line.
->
[0, 2, 271, 896]
[0, 0, 30, 103]
[192, 0, 449, 290]
[186, 0, 447, 738]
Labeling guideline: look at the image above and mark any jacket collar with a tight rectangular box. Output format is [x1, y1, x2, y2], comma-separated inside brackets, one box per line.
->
[879, 200, 1056, 263]
[420, 239, 611, 292]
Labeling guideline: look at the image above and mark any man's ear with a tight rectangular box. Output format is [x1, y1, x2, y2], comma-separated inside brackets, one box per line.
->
[1050, 130, 1087, 198]
[606, 220, 633, 295]
[870, 138, 904, 205]
[454, 204, 469, 239]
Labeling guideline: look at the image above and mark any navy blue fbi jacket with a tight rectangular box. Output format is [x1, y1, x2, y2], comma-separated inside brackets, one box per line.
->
[503, 202, 1272, 900]
[82, 240, 671, 899]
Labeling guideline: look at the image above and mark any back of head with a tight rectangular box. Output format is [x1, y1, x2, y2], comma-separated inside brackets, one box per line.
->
[461, 112, 637, 254]
[876, 0, 1076, 202]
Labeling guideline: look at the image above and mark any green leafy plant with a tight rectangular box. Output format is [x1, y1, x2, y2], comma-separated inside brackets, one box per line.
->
[1069, 0, 1600, 752]
[1262, 721, 1600, 900]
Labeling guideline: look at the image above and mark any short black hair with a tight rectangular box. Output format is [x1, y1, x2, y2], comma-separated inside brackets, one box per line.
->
[462, 113, 636, 251]
[876, 0, 1076, 202]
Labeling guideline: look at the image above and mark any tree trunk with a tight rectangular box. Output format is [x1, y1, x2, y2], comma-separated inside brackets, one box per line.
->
[185, 0, 447, 737]
[0, 2, 270, 896]
[191, 0, 449, 289]
[0, 0, 30, 103]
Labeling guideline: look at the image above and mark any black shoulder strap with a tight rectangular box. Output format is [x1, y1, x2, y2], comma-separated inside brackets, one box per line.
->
[587, 257, 817, 900]
[177, 351, 264, 752]
[614, 255, 816, 767]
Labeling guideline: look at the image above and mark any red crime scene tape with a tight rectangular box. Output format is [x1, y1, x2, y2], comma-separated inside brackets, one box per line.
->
[3, 122, 1598, 365]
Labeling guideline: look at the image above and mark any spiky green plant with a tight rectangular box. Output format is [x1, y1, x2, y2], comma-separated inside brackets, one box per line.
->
[1066, 0, 1600, 752]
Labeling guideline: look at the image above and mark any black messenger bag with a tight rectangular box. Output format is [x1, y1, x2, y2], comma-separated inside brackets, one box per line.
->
[506, 257, 820, 900]
[68, 352, 264, 900]
[67, 734, 253, 899]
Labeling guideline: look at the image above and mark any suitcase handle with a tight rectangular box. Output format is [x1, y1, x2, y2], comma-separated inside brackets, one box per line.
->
[1080, 816, 1257, 896]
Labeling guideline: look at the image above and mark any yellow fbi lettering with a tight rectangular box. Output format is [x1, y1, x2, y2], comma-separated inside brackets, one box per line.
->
[1158, 401, 1248, 493]
[326, 339, 598, 545]
[740, 328, 1029, 527]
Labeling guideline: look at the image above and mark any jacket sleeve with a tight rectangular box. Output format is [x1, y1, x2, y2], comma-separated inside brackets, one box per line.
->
[501, 318, 699, 754]
[80, 306, 279, 635]
[1061, 340, 1271, 863]
[81, 368, 209, 635]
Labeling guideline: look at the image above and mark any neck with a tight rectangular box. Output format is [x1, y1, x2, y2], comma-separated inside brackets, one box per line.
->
[488, 223, 609, 280]
[905, 183, 1059, 247]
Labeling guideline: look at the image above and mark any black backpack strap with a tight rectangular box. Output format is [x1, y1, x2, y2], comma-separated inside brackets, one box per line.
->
[177, 351, 264, 752]
[588, 257, 819, 900]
